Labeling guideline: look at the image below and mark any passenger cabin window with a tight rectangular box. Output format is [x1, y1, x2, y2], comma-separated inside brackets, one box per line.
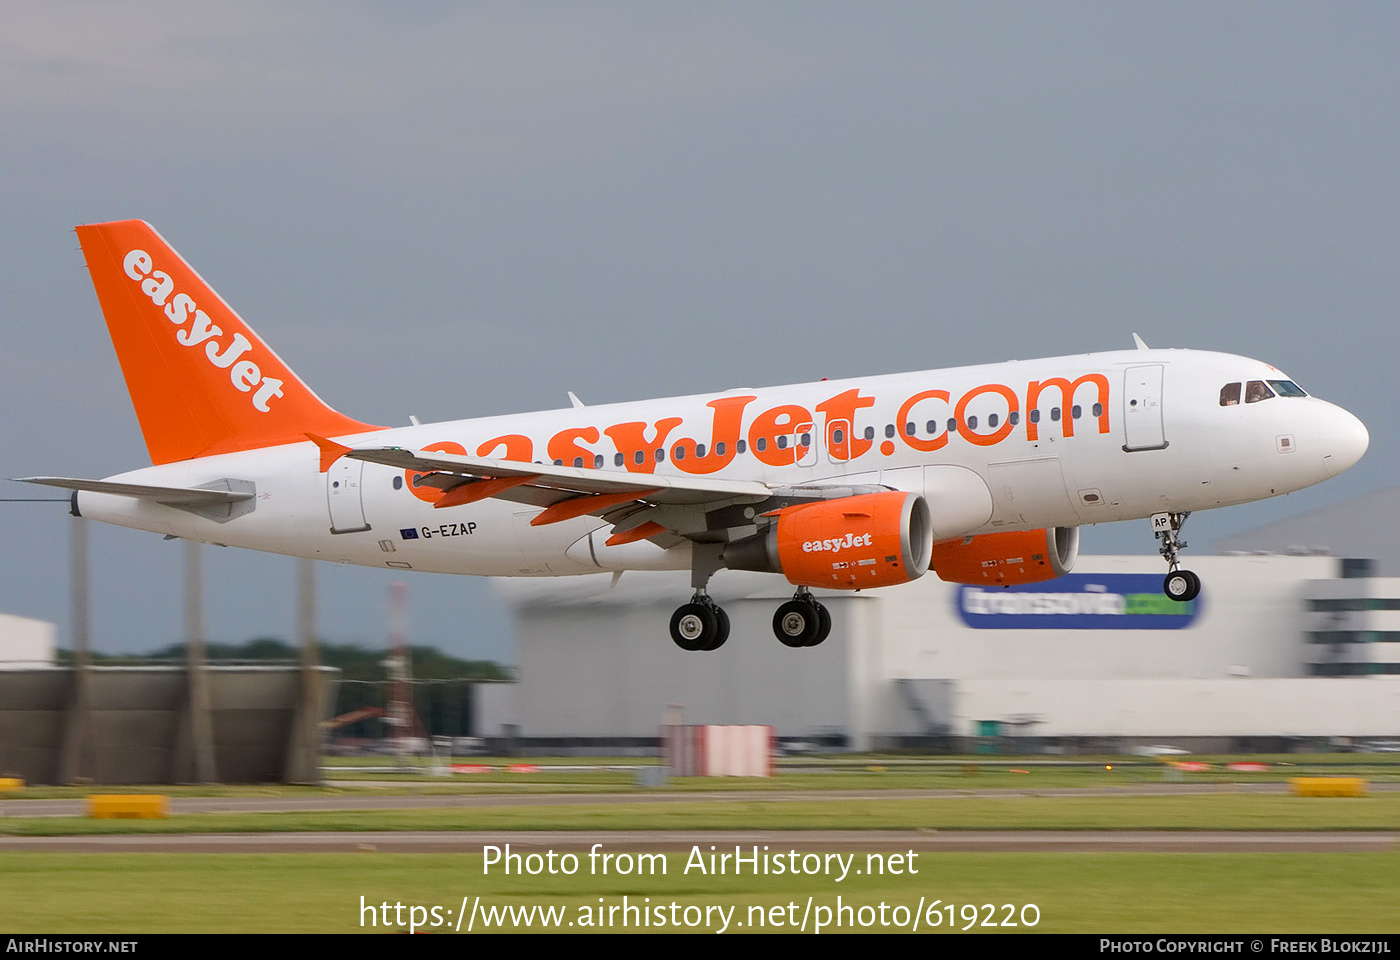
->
[1245, 380, 1275, 403]
[1220, 382, 1241, 406]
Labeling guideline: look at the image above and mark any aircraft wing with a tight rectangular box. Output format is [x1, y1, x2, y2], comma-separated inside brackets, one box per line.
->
[344, 447, 773, 504]
[341, 445, 809, 546]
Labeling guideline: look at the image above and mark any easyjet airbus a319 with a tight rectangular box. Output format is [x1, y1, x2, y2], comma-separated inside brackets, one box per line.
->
[25, 221, 1369, 651]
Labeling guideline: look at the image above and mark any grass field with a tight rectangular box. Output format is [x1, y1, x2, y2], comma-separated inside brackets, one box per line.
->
[2, 851, 1396, 933]
[3, 757, 1397, 934]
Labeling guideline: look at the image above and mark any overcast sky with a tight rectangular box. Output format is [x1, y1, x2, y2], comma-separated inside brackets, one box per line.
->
[1, 3, 1396, 662]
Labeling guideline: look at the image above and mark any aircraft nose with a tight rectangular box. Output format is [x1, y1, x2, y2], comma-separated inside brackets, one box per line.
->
[1322, 404, 1368, 477]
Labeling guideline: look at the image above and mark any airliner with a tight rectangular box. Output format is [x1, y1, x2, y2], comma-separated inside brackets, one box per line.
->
[23, 221, 1369, 652]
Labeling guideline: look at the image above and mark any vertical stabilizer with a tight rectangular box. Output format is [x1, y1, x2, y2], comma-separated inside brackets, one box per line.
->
[75, 220, 381, 464]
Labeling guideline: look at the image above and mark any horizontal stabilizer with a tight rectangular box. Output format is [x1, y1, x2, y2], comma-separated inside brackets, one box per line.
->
[17, 476, 257, 523]
[18, 477, 253, 504]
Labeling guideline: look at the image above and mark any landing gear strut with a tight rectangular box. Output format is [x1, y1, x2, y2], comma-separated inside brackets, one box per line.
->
[1153, 511, 1201, 602]
[772, 588, 832, 647]
[669, 591, 730, 651]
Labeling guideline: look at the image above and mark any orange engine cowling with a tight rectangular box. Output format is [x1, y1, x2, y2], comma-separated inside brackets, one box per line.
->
[723, 491, 933, 590]
[930, 526, 1079, 586]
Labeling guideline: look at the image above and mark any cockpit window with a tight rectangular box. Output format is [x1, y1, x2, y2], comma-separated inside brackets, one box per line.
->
[1245, 380, 1275, 403]
[1267, 380, 1307, 398]
[1219, 382, 1241, 406]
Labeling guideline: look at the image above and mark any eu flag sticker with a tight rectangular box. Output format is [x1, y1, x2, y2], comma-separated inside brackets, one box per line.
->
[400, 528, 419, 540]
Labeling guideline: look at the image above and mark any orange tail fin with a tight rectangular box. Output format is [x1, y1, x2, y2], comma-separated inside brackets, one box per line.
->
[75, 220, 381, 464]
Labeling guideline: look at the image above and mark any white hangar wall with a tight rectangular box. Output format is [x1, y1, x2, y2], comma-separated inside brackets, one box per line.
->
[496, 572, 864, 739]
[0, 614, 56, 669]
[878, 555, 1335, 683]
[494, 554, 1400, 748]
[952, 678, 1400, 739]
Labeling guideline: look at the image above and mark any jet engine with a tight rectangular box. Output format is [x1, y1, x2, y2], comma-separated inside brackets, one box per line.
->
[930, 526, 1079, 586]
[724, 491, 933, 589]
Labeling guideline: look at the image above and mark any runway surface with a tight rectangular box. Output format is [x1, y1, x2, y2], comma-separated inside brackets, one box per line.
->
[1, 830, 1394, 853]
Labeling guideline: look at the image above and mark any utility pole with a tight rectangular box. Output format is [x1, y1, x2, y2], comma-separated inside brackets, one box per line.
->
[173, 539, 218, 782]
[57, 514, 93, 783]
[283, 557, 323, 784]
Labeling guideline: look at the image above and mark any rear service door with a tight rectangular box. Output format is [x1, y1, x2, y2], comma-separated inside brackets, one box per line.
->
[327, 459, 371, 533]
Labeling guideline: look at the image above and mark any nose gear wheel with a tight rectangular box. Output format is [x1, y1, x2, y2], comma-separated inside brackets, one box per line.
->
[1154, 511, 1200, 603]
[1164, 569, 1201, 602]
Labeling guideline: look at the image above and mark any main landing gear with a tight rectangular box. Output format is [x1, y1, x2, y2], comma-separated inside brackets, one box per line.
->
[773, 589, 832, 648]
[1154, 511, 1201, 603]
[669, 544, 834, 652]
[667, 589, 834, 651]
[669, 592, 730, 651]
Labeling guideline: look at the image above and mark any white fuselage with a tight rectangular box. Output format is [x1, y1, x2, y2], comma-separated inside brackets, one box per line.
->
[76, 347, 1368, 578]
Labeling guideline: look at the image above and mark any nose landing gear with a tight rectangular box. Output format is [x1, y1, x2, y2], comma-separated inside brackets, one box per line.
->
[1154, 511, 1201, 602]
[1164, 568, 1201, 601]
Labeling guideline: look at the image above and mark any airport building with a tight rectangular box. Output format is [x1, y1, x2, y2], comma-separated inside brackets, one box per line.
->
[0, 589, 332, 784]
[0, 614, 56, 669]
[492, 490, 1400, 752]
